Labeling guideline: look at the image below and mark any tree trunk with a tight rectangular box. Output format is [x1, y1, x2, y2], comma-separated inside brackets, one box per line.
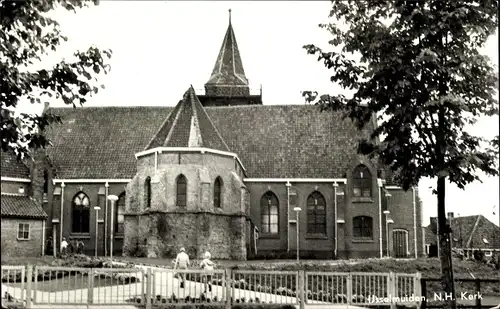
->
[437, 176, 456, 309]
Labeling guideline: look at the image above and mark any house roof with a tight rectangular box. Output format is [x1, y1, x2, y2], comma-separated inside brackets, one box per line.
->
[1, 151, 30, 179]
[425, 215, 500, 249]
[206, 14, 248, 86]
[1, 194, 48, 219]
[145, 87, 230, 152]
[45, 103, 373, 179]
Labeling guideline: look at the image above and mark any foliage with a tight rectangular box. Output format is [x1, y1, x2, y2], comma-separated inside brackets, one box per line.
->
[1, 0, 112, 158]
[302, 0, 499, 190]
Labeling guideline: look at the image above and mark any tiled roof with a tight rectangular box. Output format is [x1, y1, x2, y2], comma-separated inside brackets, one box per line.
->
[206, 19, 248, 86]
[425, 215, 500, 249]
[145, 87, 230, 152]
[1, 194, 48, 219]
[45, 103, 373, 179]
[1, 151, 30, 179]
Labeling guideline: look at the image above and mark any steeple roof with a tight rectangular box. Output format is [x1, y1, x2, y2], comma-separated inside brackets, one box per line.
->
[145, 86, 230, 152]
[206, 9, 248, 86]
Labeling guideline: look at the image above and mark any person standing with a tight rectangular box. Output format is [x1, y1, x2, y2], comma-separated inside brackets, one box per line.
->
[200, 251, 215, 293]
[60, 237, 68, 257]
[173, 247, 190, 288]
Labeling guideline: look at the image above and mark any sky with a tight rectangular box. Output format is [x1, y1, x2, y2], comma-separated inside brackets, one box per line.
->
[18, 1, 500, 226]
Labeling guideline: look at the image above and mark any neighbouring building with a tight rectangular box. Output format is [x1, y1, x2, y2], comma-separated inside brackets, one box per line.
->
[2, 13, 425, 260]
[1, 151, 48, 257]
[424, 212, 500, 258]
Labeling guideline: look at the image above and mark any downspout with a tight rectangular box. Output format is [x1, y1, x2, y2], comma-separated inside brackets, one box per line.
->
[333, 182, 338, 259]
[286, 182, 291, 252]
[41, 220, 45, 256]
[413, 186, 418, 258]
[154, 151, 158, 172]
[59, 182, 65, 247]
[378, 179, 383, 258]
[105, 182, 109, 256]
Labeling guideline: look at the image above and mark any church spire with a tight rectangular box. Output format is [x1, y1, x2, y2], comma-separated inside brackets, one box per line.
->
[205, 9, 250, 97]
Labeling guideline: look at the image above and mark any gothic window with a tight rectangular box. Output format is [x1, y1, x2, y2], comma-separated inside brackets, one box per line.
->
[214, 177, 222, 208]
[116, 192, 125, 234]
[72, 192, 90, 233]
[260, 191, 279, 234]
[353, 216, 373, 239]
[176, 174, 187, 207]
[307, 191, 326, 235]
[352, 165, 372, 197]
[144, 177, 151, 208]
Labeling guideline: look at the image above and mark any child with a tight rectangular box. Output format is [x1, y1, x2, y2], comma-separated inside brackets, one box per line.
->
[199, 251, 215, 293]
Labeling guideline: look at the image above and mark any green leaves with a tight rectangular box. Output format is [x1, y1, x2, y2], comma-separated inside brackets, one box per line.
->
[1, 0, 112, 159]
[304, 0, 499, 191]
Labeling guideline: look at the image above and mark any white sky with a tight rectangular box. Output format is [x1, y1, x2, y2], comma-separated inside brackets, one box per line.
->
[19, 1, 500, 227]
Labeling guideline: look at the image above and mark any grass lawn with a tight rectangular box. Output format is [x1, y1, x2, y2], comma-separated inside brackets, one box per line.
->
[5, 274, 130, 292]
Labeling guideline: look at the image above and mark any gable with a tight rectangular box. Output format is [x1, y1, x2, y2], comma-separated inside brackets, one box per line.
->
[45, 104, 374, 179]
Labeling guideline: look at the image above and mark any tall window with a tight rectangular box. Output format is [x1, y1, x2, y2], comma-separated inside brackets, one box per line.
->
[176, 174, 187, 207]
[17, 223, 30, 240]
[72, 192, 90, 233]
[352, 165, 372, 197]
[353, 216, 373, 239]
[307, 191, 326, 235]
[144, 177, 151, 208]
[116, 192, 125, 234]
[260, 191, 279, 234]
[214, 177, 222, 208]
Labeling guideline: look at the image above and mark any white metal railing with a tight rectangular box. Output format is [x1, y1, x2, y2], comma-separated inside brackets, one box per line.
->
[1, 264, 421, 309]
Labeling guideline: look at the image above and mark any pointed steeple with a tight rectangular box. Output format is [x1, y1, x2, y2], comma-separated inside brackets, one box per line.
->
[205, 9, 250, 97]
[145, 86, 230, 152]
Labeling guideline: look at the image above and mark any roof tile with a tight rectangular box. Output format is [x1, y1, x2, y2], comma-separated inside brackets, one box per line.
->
[1, 194, 48, 219]
[1, 151, 30, 179]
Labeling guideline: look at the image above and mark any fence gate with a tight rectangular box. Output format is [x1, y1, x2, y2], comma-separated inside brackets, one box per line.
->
[393, 229, 409, 258]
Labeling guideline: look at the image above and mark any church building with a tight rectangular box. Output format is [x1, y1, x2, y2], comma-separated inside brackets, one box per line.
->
[3, 14, 424, 260]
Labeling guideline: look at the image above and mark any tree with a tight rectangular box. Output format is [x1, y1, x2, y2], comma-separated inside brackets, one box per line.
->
[303, 1, 498, 308]
[1, 0, 112, 158]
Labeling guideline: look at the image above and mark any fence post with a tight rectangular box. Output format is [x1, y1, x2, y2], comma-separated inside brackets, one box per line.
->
[26, 265, 32, 309]
[347, 273, 353, 305]
[475, 279, 481, 309]
[420, 278, 427, 309]
[415, 272, 422, 307]
[225, 268, 232, 309]
[146, 267, 152, 309]
[388, 272, 396, 309]
[87, 268, 94, 307]
[298, 270, 305, 309]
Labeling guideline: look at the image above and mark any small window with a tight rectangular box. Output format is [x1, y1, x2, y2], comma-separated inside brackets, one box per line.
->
[214, 177, 223, 208]
[352, 165, 372, 197]
[144, 177, 151, 208]
[353, 216, 373, 239]
[17, 223, 30, 240]
[176, 174, 187, 207]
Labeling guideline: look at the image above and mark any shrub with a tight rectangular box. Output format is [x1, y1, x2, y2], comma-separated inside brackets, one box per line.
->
[473, 250, 485, 262]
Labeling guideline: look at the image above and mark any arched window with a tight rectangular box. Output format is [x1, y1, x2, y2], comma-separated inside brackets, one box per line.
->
[307, 191, 326, 235]
[144, 177, 151, 208]
[260, 191, 279, 234]
[214, 177, 222, 208]
[352, 165, 372, 197]
[353, 216, 373, 239]
[176, 174, 187, 207]
[72, 192, 90, 233]
[116, 192, 125, 234]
